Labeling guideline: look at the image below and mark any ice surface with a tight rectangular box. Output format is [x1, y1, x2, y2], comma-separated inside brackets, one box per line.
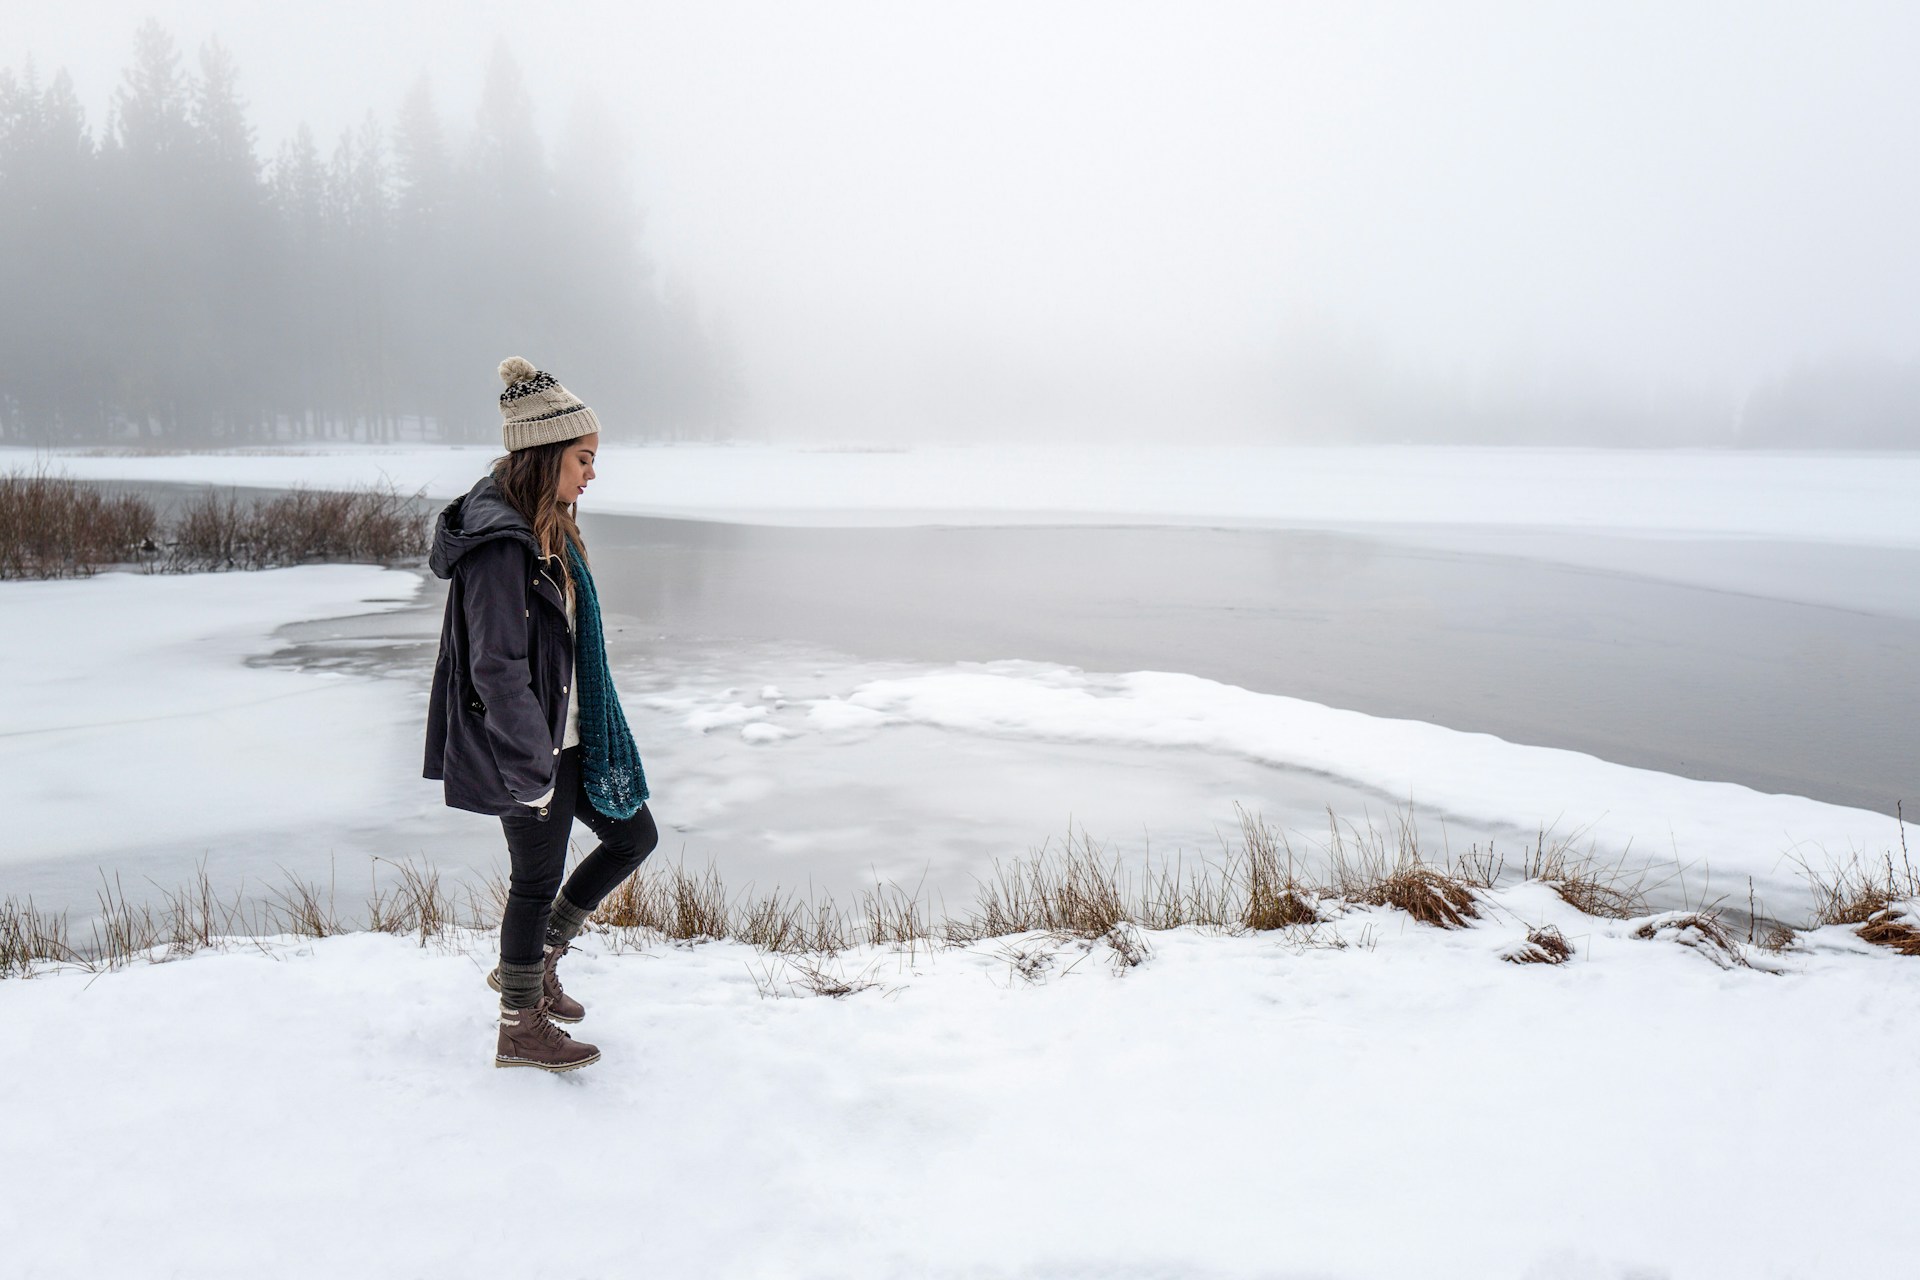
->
[0, 566, 424, 874]
[11, 441, 1920, 545]
[3, 569, 1908, 929]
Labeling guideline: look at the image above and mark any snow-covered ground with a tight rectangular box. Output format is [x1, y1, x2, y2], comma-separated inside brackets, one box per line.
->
[5, 887, 1916, 1279]
[9, 442, 1920, 544]
[0, 566, 423, 871]
[6, 445, 1918, 1278]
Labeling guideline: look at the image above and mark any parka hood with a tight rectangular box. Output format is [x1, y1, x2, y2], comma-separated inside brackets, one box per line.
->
[428, 473, 539, 579]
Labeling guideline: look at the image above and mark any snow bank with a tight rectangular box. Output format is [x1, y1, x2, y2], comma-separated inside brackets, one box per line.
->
[0, 566, 424, 868]
[10, 442, 1920, 544]
[4, 887, 1914, 1279]
[806, 663, 1917, 914]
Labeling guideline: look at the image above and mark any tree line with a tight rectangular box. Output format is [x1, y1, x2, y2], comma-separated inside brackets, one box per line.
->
[0, 20, 741, 447]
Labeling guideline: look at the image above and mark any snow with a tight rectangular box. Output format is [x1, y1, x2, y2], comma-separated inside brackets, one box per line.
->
[10, 442, 1920, 545]
[4, 888, 1915, 1278]
[0, 566, 424, 871]
[806, 663, 1919, 915]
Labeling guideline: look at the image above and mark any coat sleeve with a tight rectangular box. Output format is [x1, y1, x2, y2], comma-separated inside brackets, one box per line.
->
[458, 538, 555, 803]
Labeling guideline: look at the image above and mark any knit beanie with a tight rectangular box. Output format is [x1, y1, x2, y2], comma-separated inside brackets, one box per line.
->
[498, 356, 602, 451]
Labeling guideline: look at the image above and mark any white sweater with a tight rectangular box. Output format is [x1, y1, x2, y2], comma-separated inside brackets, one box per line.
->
[524, 579, 580, 809]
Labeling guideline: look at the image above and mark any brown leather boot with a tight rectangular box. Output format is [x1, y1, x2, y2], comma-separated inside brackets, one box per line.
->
[486, 941, 586, 1023]
[494, 995, 600, 1072]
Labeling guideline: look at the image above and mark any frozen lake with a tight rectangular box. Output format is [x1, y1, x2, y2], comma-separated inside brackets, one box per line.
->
[7, 468, 1917, 927]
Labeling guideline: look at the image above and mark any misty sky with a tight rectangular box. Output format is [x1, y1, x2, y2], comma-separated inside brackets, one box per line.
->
[15, 0, 1920, 439]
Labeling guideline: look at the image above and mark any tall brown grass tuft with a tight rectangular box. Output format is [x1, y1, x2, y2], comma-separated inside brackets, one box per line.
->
[0, 469, 157, 578]
[962, 825, 1130, 941]
[1235, 806, 1321, 930]
[367, 858, 468, 944]
[1792, 811, 1920, 956]
[1320, 810, 1480, 928]
[0, 897, 76, 977]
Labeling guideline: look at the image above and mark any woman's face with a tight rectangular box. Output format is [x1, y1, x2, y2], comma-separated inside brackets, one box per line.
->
[556, 433, 598, 506]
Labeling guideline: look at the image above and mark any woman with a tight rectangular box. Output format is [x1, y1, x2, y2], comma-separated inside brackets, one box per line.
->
[423, 356, 658, 1073]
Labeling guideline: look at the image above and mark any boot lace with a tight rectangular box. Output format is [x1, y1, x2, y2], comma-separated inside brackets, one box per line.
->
[530, 996, 574, 1043]
[543, 941, 572, 998]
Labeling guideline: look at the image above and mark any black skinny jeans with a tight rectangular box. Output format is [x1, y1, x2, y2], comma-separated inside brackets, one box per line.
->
[498, 744, 659, 965]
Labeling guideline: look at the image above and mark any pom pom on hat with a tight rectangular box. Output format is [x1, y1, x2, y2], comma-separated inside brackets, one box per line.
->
[498, 356, 540, 387]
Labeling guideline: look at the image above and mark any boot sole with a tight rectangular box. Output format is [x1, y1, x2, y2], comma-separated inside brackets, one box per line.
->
[486, 968, 586, 1023]
[494, 1050, 601, 1072]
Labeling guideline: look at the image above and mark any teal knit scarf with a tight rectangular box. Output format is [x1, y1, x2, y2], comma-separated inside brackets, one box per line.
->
[566, 540, 649, 820]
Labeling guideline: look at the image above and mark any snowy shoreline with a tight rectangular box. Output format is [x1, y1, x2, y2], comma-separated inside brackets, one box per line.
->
[7, 441, 1920, 544]
[3, 565, 1913, 925]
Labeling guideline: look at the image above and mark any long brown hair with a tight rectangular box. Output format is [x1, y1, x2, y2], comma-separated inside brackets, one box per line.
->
[489, 442, 588, 596]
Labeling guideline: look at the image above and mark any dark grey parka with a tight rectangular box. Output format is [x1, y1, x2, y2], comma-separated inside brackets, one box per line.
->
[422, 473, 575, 816]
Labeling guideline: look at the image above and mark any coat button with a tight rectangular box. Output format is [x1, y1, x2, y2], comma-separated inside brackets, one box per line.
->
[561, 685, 567, 693]
[524, 609, 530, 617]
[552, 747, 560, 755]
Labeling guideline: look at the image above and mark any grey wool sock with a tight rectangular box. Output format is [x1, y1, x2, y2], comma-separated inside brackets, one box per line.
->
[496, 959, 546, 1010]
[546, 893, 593, 947]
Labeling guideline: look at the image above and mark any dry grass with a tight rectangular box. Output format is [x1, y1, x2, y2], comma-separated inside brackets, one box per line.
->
[366, 858, 485, 945]
[1855, 909, 1920, 956]
[0, 897, 76, 977]
[3, 806, 1733, 979]
[1235, 807, 1321, 929]
[1792, 811, 1920, 956]
[1502, 924, 1574, 965]
[1319, 811, 1480, 928]
[0, 469, 157, 578]
[1454, 821, 1648, 919]
[1632, 910, 1750, 970]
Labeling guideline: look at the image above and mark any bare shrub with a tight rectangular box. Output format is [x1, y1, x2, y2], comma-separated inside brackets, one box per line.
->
[167, 481, 427, 571]
[0, 469, 157, 578]
[1502, 924, 1574, 965]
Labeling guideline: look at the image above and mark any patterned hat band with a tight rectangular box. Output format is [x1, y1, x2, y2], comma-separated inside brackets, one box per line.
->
[497, 356, 602, 452]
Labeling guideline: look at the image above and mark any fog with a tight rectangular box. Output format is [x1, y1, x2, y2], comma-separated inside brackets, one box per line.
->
[10, 0, 1920, 444]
